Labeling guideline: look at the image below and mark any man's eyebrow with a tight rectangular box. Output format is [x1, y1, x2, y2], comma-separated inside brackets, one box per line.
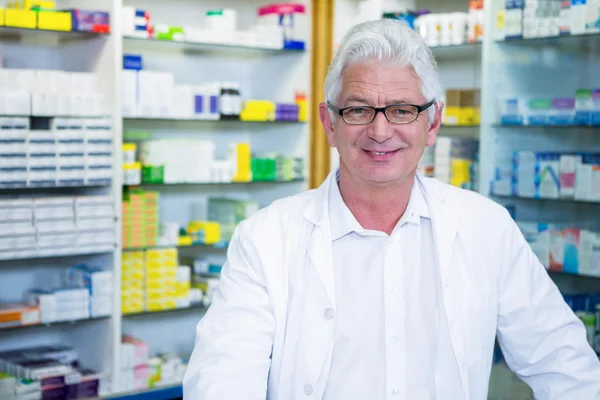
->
[387, 99, 416, 105]
[344, 96, 371, 106]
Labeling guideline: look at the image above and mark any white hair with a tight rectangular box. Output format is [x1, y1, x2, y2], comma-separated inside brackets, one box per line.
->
[324, 19, 442, 124]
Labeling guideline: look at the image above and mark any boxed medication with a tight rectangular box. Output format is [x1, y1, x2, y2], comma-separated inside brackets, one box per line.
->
[0, 304, 40, 328]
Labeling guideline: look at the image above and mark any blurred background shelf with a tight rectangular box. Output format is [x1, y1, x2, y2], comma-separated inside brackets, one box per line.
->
[123, 35, 304, 54]
[0, 316, 110, 332]
[122, 303, 206, 318]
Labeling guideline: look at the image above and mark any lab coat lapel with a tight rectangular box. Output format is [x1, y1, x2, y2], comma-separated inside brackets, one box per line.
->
[418, 175, 470, 400]
[303, 171, 337, 309]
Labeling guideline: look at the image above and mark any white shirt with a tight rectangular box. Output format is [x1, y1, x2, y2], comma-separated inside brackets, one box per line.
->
[323, 175, 459, 399]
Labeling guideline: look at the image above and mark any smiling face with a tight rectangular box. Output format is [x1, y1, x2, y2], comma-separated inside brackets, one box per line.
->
[320, 61, 443, 187]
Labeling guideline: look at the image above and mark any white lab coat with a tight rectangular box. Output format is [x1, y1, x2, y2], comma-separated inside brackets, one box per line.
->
[183, 171, 600, 400]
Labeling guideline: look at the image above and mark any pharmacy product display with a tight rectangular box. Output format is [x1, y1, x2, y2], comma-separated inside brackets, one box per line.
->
[413, 1, 484, 46]
[118, 336, 186, 393]
[0, 117, 113, 189]
[0, 345, 107, 399]
[497, 0, 600, 40]
[491, 152, 600, 201]
[0, 265, 113, 328]
[122, 191, 258, 249]
[443, 89, 481, 126]
[518, 222, 600, 277]
[0, 195, 116, 261]
[122, 3, 306, 50]
[122, 139, 304, 185]
[498, 90, 600, 126]
[122, 57, 307, 122]
[121, 249, 192, 314]
[0, 2, 109, 33]
[418, 137, 479, 191]
[0, 69, 109, 117]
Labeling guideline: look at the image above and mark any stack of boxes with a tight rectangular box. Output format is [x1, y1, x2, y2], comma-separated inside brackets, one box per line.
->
[434, 137, 479, 190]
[519, 222, 600, 277]
[65, 265, 113, 318]
[0, 2, 109, 33]
[121, 249, 180, 314]
[122, 191, 159, 249]
[25, 288, 90, 324]
[145, 249, 177, 312]
[491, 151, 600, 201]
[0, 345, 104, 399]
[0, 195, 116, 261]
[443, 89, 481, 126]
[0, 69, 108, 117]
[498, 0, 600, 39]
[118, 335, 186, 392]
[121, 251, 145, 315]
[140, 140, 216, 184]
[498, 89, 600, 126]
[119, 335, 149, 392]
[0, 117, 113, 189]
[175, 267, 191, 308]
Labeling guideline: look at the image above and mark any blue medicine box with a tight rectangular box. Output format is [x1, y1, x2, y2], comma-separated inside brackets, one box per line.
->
[123, 54, 143, 71]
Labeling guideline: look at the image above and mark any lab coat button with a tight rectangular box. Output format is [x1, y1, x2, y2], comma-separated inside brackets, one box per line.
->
[392, 388, 400, 396]
[389, 286, 397, 293]
[391, 336, 399, 344]
[324, 308, 335, 320]
[303, 384, 313, 396]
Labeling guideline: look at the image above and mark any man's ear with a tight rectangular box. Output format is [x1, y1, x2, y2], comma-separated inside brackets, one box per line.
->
[319, 102, 337, 148]
[426, 101, 444, 147]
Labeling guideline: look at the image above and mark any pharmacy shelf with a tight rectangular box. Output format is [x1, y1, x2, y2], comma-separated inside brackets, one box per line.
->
[0, 26, 109, 42]
[430, 42, 482, 60]
[493, 124, 599, 129]
[123, 243, 228, 252]
[497, 32, 600, 52]
[122, 303, 206, 319]
[123, 178, 305, 189]
[0, 248, 115, 263]
[105, 384, 182, 400]
[549, 270, 600, 281]
[492, 194, 600, 205]
[123, 117, 305, 124]
[0, 182, 112, 191]
[123, 35, 304, 54]
[0, 316, 110, 332]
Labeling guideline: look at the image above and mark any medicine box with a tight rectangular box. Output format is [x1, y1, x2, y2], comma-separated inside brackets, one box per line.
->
[0, 304, 40, 328]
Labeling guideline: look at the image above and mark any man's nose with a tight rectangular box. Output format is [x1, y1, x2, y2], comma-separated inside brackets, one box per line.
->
[366, 111, 394, 143]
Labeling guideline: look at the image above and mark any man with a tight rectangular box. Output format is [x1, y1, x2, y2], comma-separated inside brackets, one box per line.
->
[184, 19, 600, 399]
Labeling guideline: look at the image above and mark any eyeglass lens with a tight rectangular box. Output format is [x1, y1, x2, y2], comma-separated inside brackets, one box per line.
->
[342, 105, 420, 124]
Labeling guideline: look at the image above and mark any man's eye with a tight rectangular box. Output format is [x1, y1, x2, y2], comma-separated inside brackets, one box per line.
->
[391, 108, 408, 115]
[349, 107, 367, 115]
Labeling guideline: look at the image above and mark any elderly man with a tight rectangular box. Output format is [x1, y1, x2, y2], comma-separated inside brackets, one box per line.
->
[183, 19, 600, 399]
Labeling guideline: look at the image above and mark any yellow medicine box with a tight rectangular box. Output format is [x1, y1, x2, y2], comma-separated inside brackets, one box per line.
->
[231, 143, 251, 182]
[0, 9, 5, 26]
[146, 268, 177, 280]
[4, 8, 36, 28]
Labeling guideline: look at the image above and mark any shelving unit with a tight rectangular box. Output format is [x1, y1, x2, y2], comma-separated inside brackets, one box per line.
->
[0, 316, 111, 332]
[0, 0, 310, 398]
[122, 35, 304, 53]
[122, 303, 205, 319]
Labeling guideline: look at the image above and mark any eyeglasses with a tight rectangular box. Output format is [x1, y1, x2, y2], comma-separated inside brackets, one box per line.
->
[327, 100, 434, 125]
